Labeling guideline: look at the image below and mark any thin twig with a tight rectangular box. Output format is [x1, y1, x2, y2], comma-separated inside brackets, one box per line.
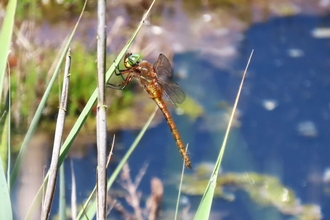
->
[146, 177, 163, 220]
[134, 162, 149, 187]
[106, 134, 116, 167]
[41, 48, 71, 220]
[108, 197, 133, 220]
[120, 164, 143, 220]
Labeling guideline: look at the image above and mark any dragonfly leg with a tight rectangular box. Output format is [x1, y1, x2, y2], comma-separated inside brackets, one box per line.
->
[108, 61, 133, 89]
[107, 74, 133, 90]
[113, 60, 127, 81]
[112, 52, 133, 79]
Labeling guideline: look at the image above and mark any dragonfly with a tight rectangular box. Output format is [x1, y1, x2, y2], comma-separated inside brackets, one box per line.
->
[108, 53, 192, 169]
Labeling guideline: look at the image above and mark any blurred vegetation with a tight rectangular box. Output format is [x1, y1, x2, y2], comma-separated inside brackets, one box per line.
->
[1, 0, 302, 25]
[0, 0, 209, 135]
[1, 0, 97, 21]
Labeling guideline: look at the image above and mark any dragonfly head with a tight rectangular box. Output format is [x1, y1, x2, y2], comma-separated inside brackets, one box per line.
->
[124, 53, 141, 68]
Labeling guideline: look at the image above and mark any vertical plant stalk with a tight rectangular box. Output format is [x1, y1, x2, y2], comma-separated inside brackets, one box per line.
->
[6, 73, 12, 188]
[194, 50, 254, 220]
[41, 49, 71, 220]
[174, 144, 189, 220]
[96, 0, 107, 219]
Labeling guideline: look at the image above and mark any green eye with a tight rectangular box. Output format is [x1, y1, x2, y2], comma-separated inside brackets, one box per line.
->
[125, 53, 141, 68]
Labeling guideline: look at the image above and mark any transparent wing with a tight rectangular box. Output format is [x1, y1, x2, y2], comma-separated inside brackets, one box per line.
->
[153, 53, 172, 77]
[159, 80, 186, 104]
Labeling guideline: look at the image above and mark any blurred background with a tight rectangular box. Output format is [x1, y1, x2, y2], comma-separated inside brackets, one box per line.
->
[3, 0, 330, 219]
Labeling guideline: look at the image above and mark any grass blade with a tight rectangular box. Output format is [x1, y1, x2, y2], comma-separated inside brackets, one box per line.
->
[0, 0, 17, 103]
[174, 145, 189, 220]
[0, 107, 9, 179]
[0, 1, 16, 217]
[193, 50, 254, 219]
[0, 129, 13, 220]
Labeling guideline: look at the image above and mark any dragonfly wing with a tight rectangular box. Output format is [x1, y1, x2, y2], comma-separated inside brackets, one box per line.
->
[153, 53, 172, 77]
[160, 80, 186, 104]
